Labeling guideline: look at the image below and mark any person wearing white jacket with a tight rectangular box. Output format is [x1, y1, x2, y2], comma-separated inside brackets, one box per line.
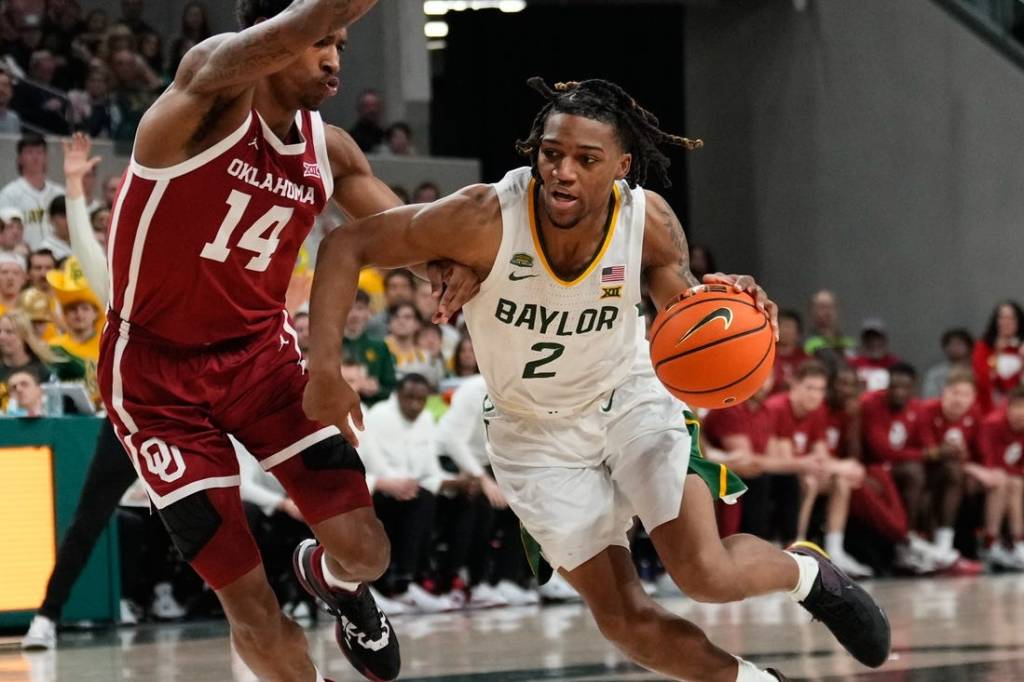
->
[363, 373, 473, 612]
[436, 374, 576, 606]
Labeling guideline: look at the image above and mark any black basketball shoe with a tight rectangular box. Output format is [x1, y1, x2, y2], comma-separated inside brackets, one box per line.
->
[766, 669, 788, 681]
[789, 541, 891, 668]
[294, 539, 400, 681]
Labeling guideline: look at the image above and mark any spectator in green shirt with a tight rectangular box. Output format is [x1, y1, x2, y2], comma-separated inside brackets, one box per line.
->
[342, 289, 396, 405]
[804, 289, 855, 371]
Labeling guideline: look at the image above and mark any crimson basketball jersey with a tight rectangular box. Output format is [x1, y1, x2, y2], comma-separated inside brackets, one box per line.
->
[108, 110, 333, 345]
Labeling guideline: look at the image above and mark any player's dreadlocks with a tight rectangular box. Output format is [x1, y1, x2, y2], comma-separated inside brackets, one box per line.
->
[515, 77, 702, 189]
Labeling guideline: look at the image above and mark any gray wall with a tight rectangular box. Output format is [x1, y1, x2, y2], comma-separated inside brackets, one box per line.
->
[686, 0, 1024, 368]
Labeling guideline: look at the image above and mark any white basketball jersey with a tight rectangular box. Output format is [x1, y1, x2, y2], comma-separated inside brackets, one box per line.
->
[463, 167, 646, 418]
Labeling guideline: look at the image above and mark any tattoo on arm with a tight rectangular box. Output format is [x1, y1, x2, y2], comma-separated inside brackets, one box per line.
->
[658, 199, 701, 288]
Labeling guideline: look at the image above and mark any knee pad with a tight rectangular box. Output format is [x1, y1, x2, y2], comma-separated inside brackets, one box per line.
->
[158, 490, 223, 562]
[302, 434, 365, 473]
[157, 488, 261, 590]
[274, 436, 373, 526]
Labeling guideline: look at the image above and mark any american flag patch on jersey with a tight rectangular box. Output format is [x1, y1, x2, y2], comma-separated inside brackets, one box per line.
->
[601, 265, 625, 283]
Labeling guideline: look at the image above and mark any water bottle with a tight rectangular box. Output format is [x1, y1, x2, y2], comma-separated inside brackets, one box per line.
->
[43, 376, 64, 417]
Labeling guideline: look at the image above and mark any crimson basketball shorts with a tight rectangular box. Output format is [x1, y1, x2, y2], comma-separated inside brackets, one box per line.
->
[99, 312, 372, 589]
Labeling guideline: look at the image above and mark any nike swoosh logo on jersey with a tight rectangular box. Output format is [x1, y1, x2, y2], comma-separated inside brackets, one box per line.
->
[676, 307, 733, 345]
[509, 272, 538, 281]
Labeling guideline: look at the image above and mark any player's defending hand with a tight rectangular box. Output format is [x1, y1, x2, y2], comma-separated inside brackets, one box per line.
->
[428, 261, 481, 324]
[703, 272, 779, 340]
[304, 372, 364, 447]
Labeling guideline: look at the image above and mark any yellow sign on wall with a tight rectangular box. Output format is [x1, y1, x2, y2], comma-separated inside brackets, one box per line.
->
[0, 447, 55, 612]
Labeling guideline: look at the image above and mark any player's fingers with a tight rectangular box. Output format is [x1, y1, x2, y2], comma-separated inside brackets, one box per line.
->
[351, 402, 365, 432]
[701, 272, 734, 286]
[338, 420, 360, 448]
[734, 274, 757, 294]
[766, 299, 780, 341]
[441, 274, 478, 318]
[88, 156, 102, 170]
[427, 261, 445, 297]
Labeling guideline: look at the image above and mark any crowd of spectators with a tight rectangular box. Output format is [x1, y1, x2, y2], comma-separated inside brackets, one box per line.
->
[0, 132, 103, 417]
[0, 0, 208, 147]
[703, 287, 1024, 582]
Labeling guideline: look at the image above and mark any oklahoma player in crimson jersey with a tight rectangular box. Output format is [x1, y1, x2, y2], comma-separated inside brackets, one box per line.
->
[99, 2, 475, 680]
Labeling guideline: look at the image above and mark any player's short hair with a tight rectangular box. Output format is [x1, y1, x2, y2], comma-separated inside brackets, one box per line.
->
[888, 362, 918, 381]
[341, 357, 362, 369]
[794, 359, 829, 383]
[235, 0, 292, 29]
[397, 372, 431, 392]
[353, 288, 370, 306]
[516, 77, 702, 188]
[1009, 385, 1024, 404]
[944, 367, 975, 388]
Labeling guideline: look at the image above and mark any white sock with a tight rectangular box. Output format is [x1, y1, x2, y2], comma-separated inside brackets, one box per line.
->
[321, 553, 360, 593]
[785, 551, 820, 602]
[935, 527, 955, 553]
[735, 656, 778, 681]
[824, 531, 844, 557]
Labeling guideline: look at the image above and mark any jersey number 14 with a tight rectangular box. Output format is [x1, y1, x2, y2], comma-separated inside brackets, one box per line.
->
[200, 190, 295, 272]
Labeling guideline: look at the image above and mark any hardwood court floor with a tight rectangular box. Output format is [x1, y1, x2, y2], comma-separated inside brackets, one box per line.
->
[4, 575, 1024, 681]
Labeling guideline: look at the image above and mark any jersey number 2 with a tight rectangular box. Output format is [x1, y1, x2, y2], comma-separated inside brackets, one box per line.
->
[522, 342, 565, 379]
[200, 190, 295, 272]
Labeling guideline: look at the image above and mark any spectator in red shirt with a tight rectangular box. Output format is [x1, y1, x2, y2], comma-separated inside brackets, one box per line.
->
[704, 373, 800, 540]
[766, 360, 870, 577]
[978, 385, 1024, 568]
[862, 364, 965, 571]
[771, 309, 809, 395]
[832, 366, 932, 574]
[973, 300, 1024, 413]
[917, 369, 990, 569]
[849, 319, 901, 392]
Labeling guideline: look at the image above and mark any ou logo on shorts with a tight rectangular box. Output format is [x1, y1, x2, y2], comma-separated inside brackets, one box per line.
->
[140, 437, 187, 483]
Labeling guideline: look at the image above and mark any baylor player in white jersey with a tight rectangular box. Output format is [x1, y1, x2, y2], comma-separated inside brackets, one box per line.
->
[306, 78, 890, 681]
[465, 166, 645, 421]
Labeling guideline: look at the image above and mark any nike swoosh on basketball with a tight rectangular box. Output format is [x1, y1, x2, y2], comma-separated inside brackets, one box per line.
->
[676, 307, 734, 345]
[509, 272, 538, 281]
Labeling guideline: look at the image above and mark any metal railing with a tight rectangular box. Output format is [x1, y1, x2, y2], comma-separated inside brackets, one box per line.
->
[933, 0, 1024, 68]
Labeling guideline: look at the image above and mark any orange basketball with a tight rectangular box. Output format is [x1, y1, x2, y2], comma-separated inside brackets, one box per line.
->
[649, 284, 775, 409]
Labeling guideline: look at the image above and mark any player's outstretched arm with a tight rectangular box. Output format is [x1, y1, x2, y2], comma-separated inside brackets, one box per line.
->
[185, 0, 377, 97]
[304, 186, 500, 443]
[641, 190, 779, 337]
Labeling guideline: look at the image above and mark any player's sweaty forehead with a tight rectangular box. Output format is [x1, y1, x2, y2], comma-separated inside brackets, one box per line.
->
[540, 113, 623, 155]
